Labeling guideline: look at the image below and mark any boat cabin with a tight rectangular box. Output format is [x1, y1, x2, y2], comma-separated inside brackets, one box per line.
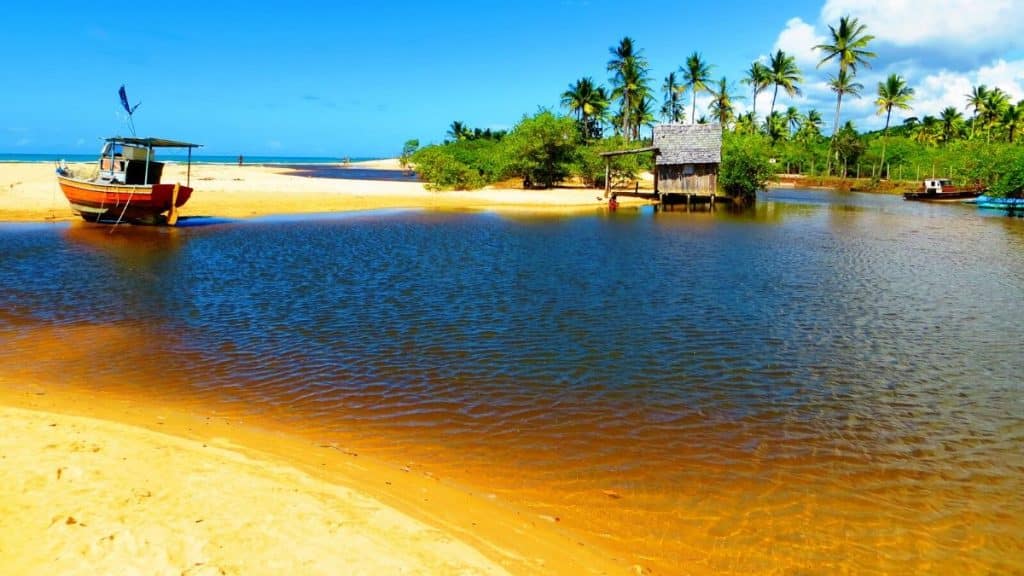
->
[923, 178, 953, 193]
[99, 141, 164, 185]
[94, 137, 200, 186]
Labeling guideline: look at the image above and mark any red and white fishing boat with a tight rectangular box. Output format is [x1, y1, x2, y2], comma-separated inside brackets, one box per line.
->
[56, 136, 201, 225]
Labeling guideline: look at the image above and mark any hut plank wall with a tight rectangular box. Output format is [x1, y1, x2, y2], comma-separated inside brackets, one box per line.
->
[656, 164, 717, 194]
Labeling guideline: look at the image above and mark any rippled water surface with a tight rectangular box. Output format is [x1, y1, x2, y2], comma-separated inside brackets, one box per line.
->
[2, 190, 1022, 574]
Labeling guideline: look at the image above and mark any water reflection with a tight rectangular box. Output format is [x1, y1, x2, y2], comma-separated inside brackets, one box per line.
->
[63, 222, 183, 259]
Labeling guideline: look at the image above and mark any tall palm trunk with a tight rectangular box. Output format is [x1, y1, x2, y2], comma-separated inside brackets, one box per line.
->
[880, 106, 892, 178]
[770, 84, 779, 118]
[828, 92, 843, 175]
[622, 95, 630, 139]
[751, 88, 757, 121]
[691, 96, 697, 125]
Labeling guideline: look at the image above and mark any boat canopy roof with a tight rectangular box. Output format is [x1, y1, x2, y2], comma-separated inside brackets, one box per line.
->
[105, 136, 202, 148]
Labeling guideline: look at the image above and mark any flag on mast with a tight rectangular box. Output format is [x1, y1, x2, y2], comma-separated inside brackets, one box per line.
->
[118, 85, 141, 136]
[118, 85, 141, 115]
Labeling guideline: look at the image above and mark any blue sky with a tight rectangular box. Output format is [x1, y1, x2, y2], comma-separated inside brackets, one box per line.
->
[3, 0, 1022, 157]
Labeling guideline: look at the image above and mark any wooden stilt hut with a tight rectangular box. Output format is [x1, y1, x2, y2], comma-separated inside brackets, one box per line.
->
[600, 123, 723, 207]
[652, 123, 722, 195]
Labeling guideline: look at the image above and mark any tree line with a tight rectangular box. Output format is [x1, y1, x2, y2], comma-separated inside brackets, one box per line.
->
[409, 15, 1024, 197]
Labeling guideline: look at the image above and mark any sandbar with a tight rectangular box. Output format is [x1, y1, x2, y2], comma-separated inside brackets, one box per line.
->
[0, 159, 645, 223]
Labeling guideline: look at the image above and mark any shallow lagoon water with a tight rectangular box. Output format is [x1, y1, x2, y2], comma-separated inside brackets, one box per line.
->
[1, 190, 1022, 574]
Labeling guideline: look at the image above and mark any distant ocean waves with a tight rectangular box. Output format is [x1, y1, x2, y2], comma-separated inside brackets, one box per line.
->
[0, 153, 377, 165]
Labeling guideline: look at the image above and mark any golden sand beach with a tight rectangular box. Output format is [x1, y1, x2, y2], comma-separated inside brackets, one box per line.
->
[0, 159, 646, 223]
[0, 379, 628, 575]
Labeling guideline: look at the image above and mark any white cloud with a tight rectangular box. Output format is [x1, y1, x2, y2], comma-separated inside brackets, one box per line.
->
[821, 0, 1023, 53]
[975, 59, 1024, 101]
[757, 2, 1024, 133]
[912, 69, 975, 116]
[774, 17, 825, 68]
[912, 59, 1024, 117]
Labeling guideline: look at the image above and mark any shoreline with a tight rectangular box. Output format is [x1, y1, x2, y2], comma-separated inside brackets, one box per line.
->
[0, 158, 648, 224]
[0, 380, 628, 575]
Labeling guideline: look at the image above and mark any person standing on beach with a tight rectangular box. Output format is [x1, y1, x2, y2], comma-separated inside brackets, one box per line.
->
[238, 154, 244, 166]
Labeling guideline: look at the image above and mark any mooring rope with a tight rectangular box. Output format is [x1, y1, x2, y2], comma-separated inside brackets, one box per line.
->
[110, 186, 136, 232]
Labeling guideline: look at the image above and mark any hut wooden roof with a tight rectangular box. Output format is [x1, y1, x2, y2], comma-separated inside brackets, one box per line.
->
[652, 123, 722, 165]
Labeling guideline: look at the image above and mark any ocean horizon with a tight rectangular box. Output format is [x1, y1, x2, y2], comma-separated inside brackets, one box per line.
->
[0, 153, 379, 165]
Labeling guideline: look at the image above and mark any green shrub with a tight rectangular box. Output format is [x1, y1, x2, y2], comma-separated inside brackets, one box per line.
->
[410, 146, 486, 190]
[990, 153, 1024, 197]
[502, 110, 580, 188]
[720, 133, 773, 201]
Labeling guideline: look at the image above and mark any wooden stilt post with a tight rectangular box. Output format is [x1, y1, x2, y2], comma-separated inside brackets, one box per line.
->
[604, 159, 611, 199]
[653, 152, 659, 194]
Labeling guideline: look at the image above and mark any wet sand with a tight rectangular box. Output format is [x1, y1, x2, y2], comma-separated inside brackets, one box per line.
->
[0, 379, 628, 575]
[0, 159, 643, 223]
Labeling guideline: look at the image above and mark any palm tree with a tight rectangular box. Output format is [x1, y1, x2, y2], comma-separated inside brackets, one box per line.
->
[784, 106, 801, 136]
[1003, 101, 1024, 143]
[734, 111, 757, 135]
[915, 115, 940, 146]
[939, 107, 963, 143]
[875, 74, 914, 174]
[681, 52, 712, 125]
[708, 77, 736, 126]
[767, 50, 802, 118]
[966, 84, 989, 140]
[608, 37, 651, 140]
[815, 15, 876, 136]
[634, 96, 657, 139]
[561, 77, 609, 141]
[661, 71, 686, 123]
[447, 121, 469, 142]
[796, 109, 824, 143]
[833, 120, 865, 177]
[981, 88, 1010, 143]
[740, 61, 771, 122]
[827, 69, 863, 134]
[763, 111, 787, 143]
[825, 70, 863, 173]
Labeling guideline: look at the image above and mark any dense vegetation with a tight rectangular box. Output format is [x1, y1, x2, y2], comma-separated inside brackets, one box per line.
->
[409, 113, 650, 191]
[409, 15, 1024, 198]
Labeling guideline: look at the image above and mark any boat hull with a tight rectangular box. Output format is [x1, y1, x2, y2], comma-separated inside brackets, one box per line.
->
[57, 176, 193, 223]
[903, 189, 984, 202]
[972, 195, 1024, 210]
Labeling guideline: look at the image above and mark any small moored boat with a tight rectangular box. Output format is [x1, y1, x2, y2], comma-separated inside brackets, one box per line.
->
[56, 136, 201, 225]
[969, 195, 1024, 211]
[903, 178, 986, 202]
